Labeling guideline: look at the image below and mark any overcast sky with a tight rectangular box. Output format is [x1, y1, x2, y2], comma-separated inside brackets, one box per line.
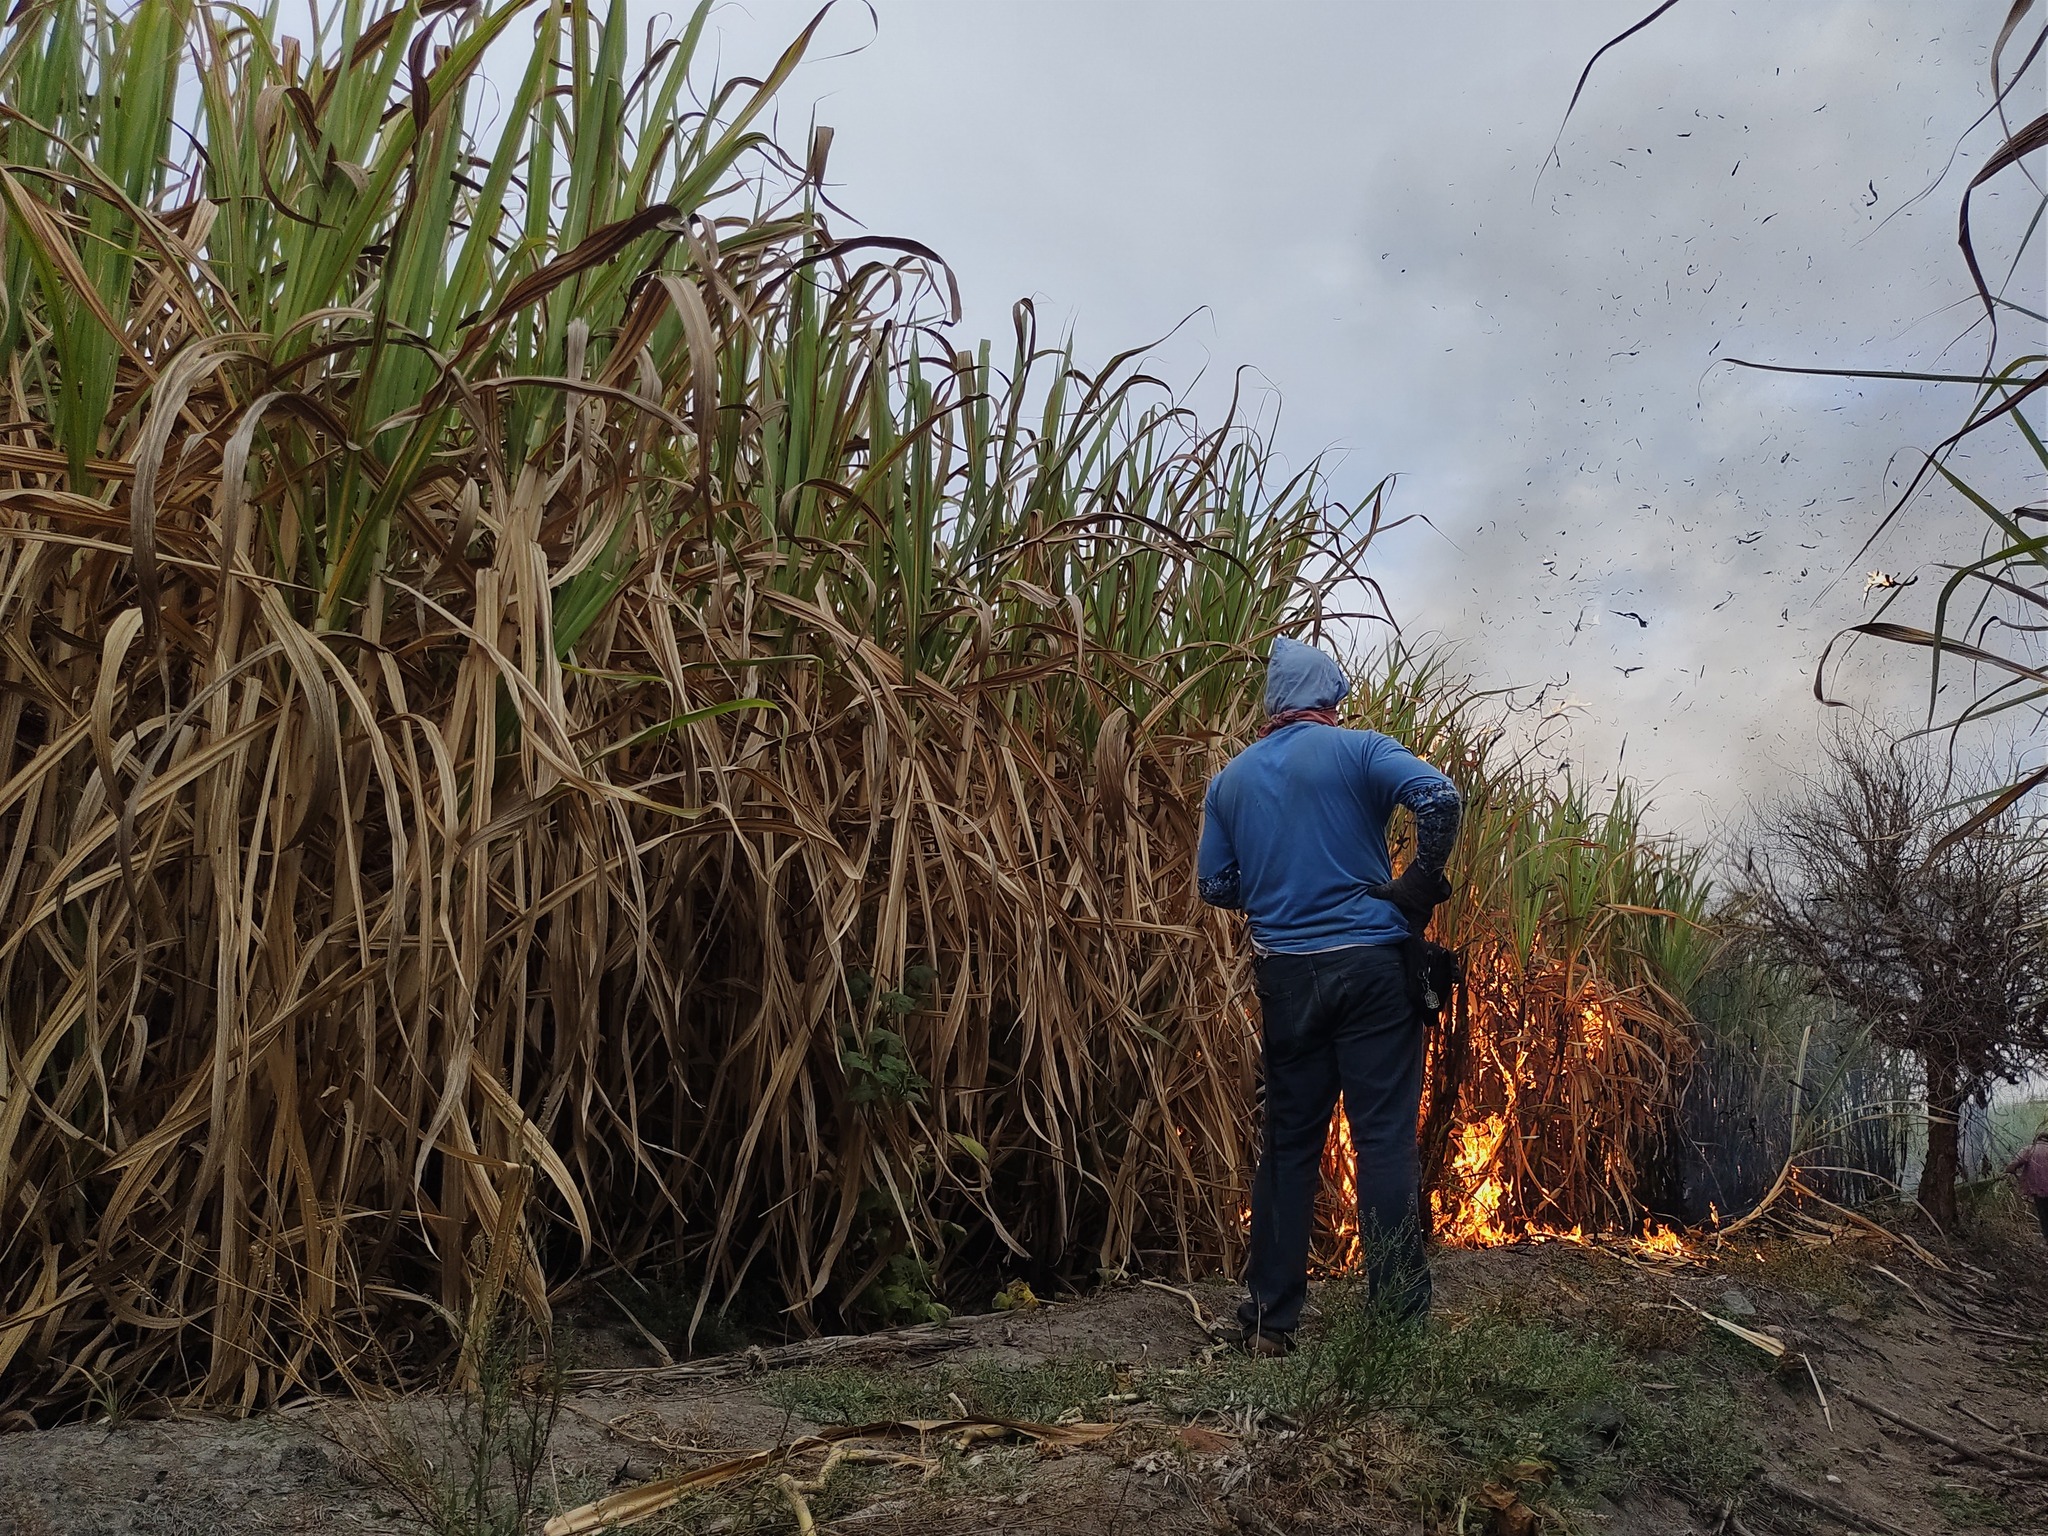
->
[687, 0, 2044, 836]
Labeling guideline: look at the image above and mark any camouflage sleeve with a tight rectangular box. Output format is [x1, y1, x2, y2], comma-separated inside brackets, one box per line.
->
[1397, 778, 1463, 875]
[1198, 865, 1243, 910]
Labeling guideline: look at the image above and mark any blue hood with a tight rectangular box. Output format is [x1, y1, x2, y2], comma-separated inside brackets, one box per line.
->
[1264, 637, 1350, 715]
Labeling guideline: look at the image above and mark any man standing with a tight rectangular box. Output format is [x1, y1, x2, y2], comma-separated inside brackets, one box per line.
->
[1198, 638, 1463, 1353]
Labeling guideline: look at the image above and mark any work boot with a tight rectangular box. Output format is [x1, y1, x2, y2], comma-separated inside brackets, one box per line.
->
[1236, 1325, 1293, 1358]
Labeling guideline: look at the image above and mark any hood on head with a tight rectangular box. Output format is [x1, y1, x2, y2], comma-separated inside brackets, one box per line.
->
[1264, 637, 1350, 715]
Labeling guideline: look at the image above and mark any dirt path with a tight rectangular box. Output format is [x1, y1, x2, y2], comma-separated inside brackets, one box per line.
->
[4, 1214, 2044, 1535]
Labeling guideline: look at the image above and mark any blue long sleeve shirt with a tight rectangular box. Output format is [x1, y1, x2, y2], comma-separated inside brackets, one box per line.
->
[1197, 639, 1460, 953]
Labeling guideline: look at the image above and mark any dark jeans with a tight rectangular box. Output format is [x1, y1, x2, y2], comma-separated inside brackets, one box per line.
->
[2035, 1196, 2048, 1245]
[1238, 943, 1430, 1337]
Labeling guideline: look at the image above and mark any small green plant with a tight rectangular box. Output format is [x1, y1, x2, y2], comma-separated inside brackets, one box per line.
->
[346, 1313, 562, 1536]
[840, 1027, 930, 1109]
[1744, 1238, 1871, 1309]
[840, 965, 940, 1109]
[837, 963, 945, 1328]
[1148, 1275, 1424, 1434]
[953, 1358, 1121, 1423]
[1931, 1481, 2021, 1532]
[991, 1278, 1039, 1311]
[82, 1368, 132, 1427]
[761, 1364, 953, 1424]
[857, 1248, 950, 1326]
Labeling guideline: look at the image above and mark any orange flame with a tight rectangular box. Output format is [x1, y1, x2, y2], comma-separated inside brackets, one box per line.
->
[1632, 1219, 1687, 1258]
[1293, 949, 1691, 1265]
[1313, 1108, 1691, 1260]
[1433, 1112, 1513, 1245]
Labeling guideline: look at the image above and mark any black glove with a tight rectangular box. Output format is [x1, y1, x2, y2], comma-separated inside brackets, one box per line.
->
[1368, 865, 1452, 931]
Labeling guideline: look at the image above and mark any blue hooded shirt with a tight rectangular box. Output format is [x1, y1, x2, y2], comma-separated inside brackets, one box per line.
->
[1197, 638, 1456, 953]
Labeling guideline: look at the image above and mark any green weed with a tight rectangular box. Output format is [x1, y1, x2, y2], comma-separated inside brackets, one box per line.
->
[855, 1249, 952, 1328]
[1932, 1480, 2022, 1531]
[954, 1359, 1124, 1423]
[1745, 1242, 1875, 1310]
[760, 1365, 952, 1425]
[343, 1317, 562, 1536]
[1151, 1283, 1758, 1520]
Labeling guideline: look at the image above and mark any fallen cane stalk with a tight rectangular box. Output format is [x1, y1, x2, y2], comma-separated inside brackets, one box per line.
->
[1669, 1292, 1787, 1357]
[542, 1417, 1115, 1534]
[556, 1400, 750, 1458]
[775, 1473, 817, 1536]
[1669, 1292, 1843, 1434]
[1950, 1399, 2021, 1441]
[1947, 1319, 2038, 1344]
[563, 1319, 979, 1389]
[1759, 1474, 1919, 1536]
[1799, 1188, 1949, 1273]
[1840, 1388, 2048, 1472]
[1800, 1354, 1833, 1432]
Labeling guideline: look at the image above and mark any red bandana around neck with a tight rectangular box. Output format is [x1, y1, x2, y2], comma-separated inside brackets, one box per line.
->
[1258, 706, 1341, 739]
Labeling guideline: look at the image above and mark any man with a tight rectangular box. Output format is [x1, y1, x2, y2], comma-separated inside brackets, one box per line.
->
[2005, 1129, 2048, 1246]
[1198, 637, 1463, 1354]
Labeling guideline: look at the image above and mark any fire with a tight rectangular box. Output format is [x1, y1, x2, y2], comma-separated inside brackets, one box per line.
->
[1435, 1112, 1512, 1245]
[1318, 1107, 1524, 1258]
[1319, 1113, 1362, 1268]
[1311, 1105, 1693, 1262]
[1576, 997, 1615, 1048]
[1633, 1219, 1687, 1259]
[1290, 944, 1695, 1266]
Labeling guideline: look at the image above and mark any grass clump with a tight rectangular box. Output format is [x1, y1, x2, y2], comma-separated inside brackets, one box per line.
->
[1413, 1311, 1754, 1508]
[1151, 1280, 1758, 1523]
[1931, 1481, 2026, 1532]
[340, 1317, 562, 1536]
[1742, 1239, 1880, 1312]
[760, 1365, 953, 1426]
[955, 1359, 1124, 1423]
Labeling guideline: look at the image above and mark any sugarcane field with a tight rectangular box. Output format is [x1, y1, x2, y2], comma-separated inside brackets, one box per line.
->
[1, 2, 2045, 1533]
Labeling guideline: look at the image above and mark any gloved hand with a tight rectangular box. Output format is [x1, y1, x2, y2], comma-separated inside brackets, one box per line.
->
[1368, 865, 1452, 931]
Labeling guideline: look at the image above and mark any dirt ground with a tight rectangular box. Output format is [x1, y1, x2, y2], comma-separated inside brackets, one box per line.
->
[2, 1207, 2044, 1536]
